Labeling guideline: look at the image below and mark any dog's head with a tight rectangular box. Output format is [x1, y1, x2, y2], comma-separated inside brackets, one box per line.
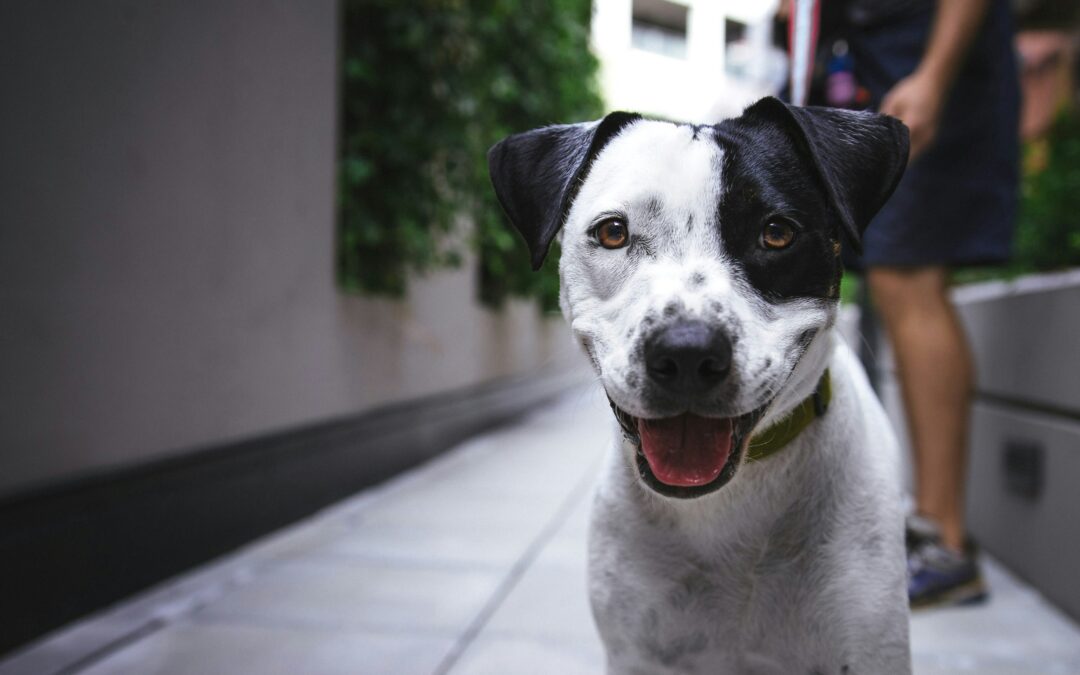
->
[488, 97, 908, 499]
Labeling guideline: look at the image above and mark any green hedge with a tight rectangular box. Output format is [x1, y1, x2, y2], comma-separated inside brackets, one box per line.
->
[1015, 110, 1080, 271]
[340, 0, 603, 310]
[951, 109, 1080, 286]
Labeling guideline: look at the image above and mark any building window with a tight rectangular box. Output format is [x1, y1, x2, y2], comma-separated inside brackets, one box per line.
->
[725, 17, 747, 46]
[724, 17, 748, 77]
[631, 0, 688, 59]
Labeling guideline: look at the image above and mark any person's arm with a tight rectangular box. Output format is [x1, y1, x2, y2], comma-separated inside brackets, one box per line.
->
[881, 0, 992, 160]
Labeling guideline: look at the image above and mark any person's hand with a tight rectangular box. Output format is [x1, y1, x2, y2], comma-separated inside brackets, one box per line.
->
[879, 71, 947, 162]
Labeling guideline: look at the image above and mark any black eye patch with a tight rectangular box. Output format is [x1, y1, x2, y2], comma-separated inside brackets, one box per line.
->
[714, 123, 843, 302]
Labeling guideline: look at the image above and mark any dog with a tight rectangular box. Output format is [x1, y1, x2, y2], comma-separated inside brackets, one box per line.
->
[488, 96, 911, 674]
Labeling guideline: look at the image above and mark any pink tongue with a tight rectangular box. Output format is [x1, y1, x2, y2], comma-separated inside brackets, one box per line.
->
[637, 415, 733, 487]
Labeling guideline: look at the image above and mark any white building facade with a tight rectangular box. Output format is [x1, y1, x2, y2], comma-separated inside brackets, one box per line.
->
[592, 0, 786, 122]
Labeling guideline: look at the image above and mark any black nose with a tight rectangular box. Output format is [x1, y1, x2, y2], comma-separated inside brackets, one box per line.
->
[644, 320, 732, 394]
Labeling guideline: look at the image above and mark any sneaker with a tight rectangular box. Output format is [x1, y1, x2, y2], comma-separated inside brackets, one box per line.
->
[905, 513, 940, 551]
[906, 515, 988, 609]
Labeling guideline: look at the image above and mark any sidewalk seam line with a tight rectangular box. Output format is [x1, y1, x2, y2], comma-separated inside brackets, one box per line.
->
[430, 452, 602, 675]
[52, 619, 167, 675]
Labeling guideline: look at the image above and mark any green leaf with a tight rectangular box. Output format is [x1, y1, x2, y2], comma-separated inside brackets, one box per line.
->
[339, 0, 603, 304]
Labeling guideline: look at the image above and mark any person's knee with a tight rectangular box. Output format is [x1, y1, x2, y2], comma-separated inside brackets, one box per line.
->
[867, 266, 948, 318]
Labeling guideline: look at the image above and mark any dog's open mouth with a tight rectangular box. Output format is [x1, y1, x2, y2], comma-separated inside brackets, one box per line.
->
[609, 401, 766, 499]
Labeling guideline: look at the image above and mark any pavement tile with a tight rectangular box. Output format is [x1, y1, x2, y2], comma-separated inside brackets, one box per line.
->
[0, 619, 139, 675]
[910, 557, 1080, 674]
[532, 497, 595, 570]
[193, 557, 502, 635]
[913, 654, 1080, 675]
[446, 634, 604, 675]
[350, 487, 560, 533]
[413, 432, 606, 500]
[307, 519, 535, 571]
[480, 561, 598, 644]
[77, 621, 453, 675]
[479, 524, 599, 644]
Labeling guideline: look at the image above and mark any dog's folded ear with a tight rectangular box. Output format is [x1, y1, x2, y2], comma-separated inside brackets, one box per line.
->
[738, 97, 909, 253]
[487, 111, 641, 270]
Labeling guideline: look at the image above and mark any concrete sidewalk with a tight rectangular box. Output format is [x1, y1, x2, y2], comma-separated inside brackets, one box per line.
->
[4, 387, 1080, 674]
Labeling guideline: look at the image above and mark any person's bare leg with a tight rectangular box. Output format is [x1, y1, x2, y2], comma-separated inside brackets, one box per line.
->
[867, 266, 972, 553]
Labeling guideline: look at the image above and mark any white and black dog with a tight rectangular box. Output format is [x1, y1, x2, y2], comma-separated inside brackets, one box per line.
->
[488, 97, 912, 674]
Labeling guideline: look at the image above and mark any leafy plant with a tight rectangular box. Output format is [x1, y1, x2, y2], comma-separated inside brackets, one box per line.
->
[340, 0, 603, 310]
[1014, 110, 1080, 271]
[948, 109, 1080, 287]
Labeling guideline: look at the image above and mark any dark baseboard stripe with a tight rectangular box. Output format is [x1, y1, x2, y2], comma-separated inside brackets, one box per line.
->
[877, 366, 1080, 424]
[0, 368, 587, 656]
[974, 390, 1080, 424]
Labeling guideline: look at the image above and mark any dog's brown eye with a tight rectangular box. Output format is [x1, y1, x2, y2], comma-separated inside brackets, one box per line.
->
[595, 218, 629, 249]
[761, 220, 797, 250]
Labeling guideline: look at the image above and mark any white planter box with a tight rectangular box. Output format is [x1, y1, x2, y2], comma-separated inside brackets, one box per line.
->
[875, 269, 1080, 621]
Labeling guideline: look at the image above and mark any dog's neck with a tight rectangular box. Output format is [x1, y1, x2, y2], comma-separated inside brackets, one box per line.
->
[745, 369, 830, 462]
[756, 327, 836, 431]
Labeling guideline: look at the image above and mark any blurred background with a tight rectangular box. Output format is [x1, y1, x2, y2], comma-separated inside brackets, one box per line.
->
[1, 0, 1079, 672]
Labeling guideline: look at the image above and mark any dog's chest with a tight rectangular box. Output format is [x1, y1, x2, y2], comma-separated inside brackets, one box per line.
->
[592, 562, 899, 675]
[585, 443, 906, 674]
[590, 518, 841, 671]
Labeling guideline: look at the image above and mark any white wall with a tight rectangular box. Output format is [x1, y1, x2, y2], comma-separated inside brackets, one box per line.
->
[592, 0, 782, 122]
[0, 0, 582, 497]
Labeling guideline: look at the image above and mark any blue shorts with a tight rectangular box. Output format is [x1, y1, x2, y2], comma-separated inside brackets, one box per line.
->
[846, 0, 1020, 269]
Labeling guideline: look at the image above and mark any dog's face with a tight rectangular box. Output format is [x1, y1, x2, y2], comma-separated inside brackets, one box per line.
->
[489, 98, 908, 499]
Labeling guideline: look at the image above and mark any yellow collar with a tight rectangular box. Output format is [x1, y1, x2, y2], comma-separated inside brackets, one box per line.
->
[746, 370, 831, 462]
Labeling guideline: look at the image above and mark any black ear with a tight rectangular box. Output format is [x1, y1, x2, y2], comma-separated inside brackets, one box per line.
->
[738, 97, 909, 253]
[487, 111, 641, 270]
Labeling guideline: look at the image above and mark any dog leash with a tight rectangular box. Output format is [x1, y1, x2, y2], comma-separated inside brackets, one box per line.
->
[788, 0, 821, 107]
[745, 369, 831, 462]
